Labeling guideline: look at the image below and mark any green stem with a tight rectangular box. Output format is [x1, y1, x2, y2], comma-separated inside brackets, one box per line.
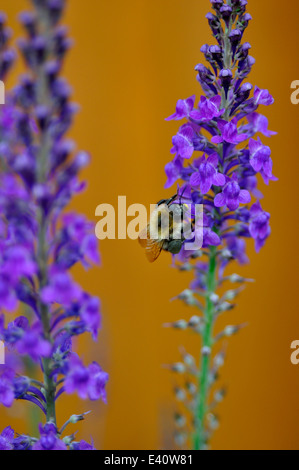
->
[37, 176, 56, 425]
[194, 246, 217, 450]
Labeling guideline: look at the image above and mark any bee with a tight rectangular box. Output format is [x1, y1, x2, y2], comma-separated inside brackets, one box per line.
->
[138, 194, 193, 263]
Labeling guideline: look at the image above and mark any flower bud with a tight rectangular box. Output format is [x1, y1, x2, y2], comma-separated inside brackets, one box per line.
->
[171, 363, 186, 374]
[238, 12, 252, 31]
[181, 351, 195, 367]
[202, 346, 211, 356]
[19, 12, 37, 37]
[174, 387, 186, 401]
[32, 36, 47, 64]
[214, 388, 226, 403]
[35, 105, 50, 131]
[207, 413, 219, 431]
[217, 301, 234, 313]
[13, 152, 36, 188]
[237, 42, 251, 62]
[47, 0, 65, 26]
[206, 13, 223, 44]
[238, 55, 255, 80]
[209, 293, 219, 304]
[209, 45, 223, 70]
[195, 63, 218, 96]
[188, 315, 201, 328]
[210, 0, 224, 11]
[174, 431, 186, 447]
[69, 411, 91, 424]
[220, 5, 232, 27]
[229, 29, 242, 56]
[0, 49, 16, 79]
[54, 26, 73, 59]
[219, 68, 233, 98]
[45, 60, 61, 85]
[175, 414, 186, 428]
[186, 382, 197, 396]
[214, 351, 225, 368]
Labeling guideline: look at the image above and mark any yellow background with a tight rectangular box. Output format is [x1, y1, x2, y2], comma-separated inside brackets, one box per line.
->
[0, 0, 298, 450]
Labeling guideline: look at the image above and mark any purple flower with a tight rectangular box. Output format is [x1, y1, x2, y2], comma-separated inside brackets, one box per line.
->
[202, 214, 221, 247]
[88, 362, 109, 403]
[227, 236, 249, 265]
[64, 354, 108, 402]
[32, 423, 67, 451]
[0, 368, 15, 408]
[189, 95, 223, 121]
[82, 235, 101, 266]
[211, 117, 248, 144]
[190, 153, 225, 194]
[16, 324, 52, 362]
[214, 174, 251, 211]
[246, 113, 277, 137]
[160, 0, 276, 449]
[3, 246, 36, 282]
[254, 86, 274, 106]
[203, 227, 221, 247]
[0, 275, 18, 312]
[41, 268, 83, 307]
[72, 440, 96, 450]
[171, 123, 196, 159]
[0, 4, 107, 446]
[164, 155, 183, 189]
[249, 201, 271, 252]
[190, 262, 208, 291]
[71, 439, 96, 450]
[0, 426, 15, 450]
[166, 95, 195, 121]
[77, 440, 96, 450]
[80, 295, 101, 340]
[249, 137, 276, 184]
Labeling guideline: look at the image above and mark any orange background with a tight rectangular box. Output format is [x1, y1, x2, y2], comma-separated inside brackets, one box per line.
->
[0, 0, 298, 450]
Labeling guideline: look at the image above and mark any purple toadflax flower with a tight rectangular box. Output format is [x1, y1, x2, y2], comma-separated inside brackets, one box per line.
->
[32, 423, 67, 451]
[249, 136, 277, 184]
[214, 173, 251, 211]
[0, 426, 15, 450]
[64, 354, 108, 403]
[156, 0, 277, 450]
[166, 95, 196, 121]
[211, 117, 248, 144]
[249, 201, 271, 252]
[0, 1, 108, 450]
[190, 153, 226, 194]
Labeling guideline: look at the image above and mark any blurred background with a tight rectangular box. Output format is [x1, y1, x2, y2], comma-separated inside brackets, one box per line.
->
[0, 0, 298, 450]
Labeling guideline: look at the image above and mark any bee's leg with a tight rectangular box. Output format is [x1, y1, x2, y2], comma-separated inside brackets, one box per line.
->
[166, 194, 178, 206]
[157, 199, 167, 206]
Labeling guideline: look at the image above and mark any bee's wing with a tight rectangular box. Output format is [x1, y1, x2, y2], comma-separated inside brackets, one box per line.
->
[138, 224, 164, 262]
[145, 238, 164, 263]
[138, 225, 150, 248]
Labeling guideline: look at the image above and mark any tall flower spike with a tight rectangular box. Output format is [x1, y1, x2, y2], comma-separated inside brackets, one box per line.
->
[0, 1, 108, 450]
[162, 0, 276, 450]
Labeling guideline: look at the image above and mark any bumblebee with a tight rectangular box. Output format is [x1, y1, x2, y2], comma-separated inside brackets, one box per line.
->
[138, 195, 193, 263]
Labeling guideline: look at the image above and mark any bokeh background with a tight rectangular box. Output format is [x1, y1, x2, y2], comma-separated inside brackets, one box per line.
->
[0, 0, 298, 450]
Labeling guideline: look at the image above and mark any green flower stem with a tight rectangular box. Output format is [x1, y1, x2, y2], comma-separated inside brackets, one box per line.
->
[194, 246, 217, 450]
